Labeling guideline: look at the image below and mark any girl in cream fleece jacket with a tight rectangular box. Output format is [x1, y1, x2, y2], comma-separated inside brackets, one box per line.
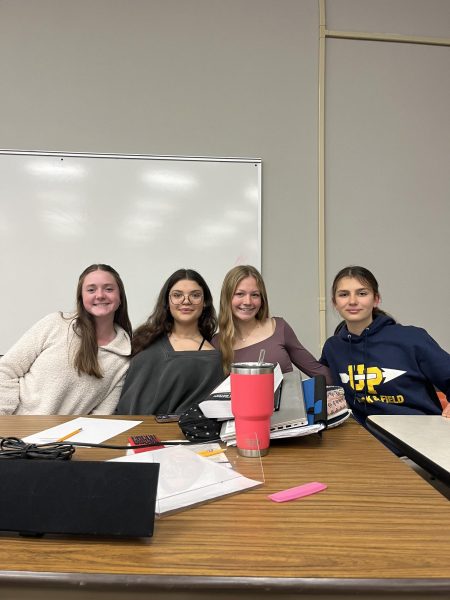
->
[0, 264, 132, 415]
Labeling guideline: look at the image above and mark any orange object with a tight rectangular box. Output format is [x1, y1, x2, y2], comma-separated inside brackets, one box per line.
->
[436, 391, 448, 410]
[56, 427, 83, 442]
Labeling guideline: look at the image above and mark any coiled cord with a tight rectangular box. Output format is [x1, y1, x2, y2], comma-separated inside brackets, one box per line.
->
[0, 437, 75, 460]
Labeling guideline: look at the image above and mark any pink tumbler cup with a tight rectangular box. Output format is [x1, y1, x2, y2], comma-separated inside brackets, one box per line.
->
[230, 362, 275, 457]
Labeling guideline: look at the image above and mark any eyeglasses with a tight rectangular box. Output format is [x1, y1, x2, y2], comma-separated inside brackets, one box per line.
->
[169, 291, 204, 305]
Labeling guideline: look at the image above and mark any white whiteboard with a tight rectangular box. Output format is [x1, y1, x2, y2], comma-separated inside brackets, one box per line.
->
[0, 151, 261, 353]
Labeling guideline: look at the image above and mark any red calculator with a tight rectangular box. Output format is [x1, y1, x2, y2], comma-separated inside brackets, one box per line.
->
[128, 434, 164, 454]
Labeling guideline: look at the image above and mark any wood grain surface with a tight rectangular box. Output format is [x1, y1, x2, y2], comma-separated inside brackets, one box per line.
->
[0, 415, 448, 587]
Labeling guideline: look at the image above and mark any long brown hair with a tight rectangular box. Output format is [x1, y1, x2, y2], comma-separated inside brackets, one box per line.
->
[72, 264, 132, 378]
[331, 265, 394, 334]
[131, 269, 217, 356]
[218, 265, 269, 374]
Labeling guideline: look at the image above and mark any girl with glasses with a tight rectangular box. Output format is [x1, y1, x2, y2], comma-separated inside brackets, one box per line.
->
[214, 265, 332, 382]
[0, 264, 132, 414]
[116, 268, 224, 415]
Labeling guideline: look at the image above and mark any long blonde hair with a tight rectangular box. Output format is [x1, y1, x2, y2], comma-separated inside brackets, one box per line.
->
[218, 265, 269, 374]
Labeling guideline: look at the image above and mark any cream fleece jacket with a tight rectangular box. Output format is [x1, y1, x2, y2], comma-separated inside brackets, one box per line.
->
[0, 312, 131, 415]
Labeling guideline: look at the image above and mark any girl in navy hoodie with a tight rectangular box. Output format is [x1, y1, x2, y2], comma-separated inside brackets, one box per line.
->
[320, 266, 450, 425]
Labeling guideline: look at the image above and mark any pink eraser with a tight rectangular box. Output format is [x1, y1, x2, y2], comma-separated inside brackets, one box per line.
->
[268, 481, 327, 502]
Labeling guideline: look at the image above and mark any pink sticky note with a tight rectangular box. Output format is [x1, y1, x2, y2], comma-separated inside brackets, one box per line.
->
[268, 481, 327, 502]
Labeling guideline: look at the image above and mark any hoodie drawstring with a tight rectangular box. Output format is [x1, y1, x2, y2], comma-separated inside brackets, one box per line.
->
[348, 328, 370, 415]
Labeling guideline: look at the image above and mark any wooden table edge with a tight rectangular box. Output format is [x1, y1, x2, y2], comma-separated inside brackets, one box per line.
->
[1, 571, 450, 594]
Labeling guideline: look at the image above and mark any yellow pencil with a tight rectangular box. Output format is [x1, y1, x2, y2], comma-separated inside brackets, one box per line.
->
[197, 448, 226, 458]
[56, 427, 83, 442]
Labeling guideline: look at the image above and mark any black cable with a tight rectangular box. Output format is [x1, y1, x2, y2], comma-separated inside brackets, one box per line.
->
[62, 440, 193, 449]
[0, 436, 199, 460]
[0, 437, 75, 460]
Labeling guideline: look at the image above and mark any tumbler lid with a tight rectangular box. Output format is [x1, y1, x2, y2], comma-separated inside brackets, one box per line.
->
[230, 361, 276, 375]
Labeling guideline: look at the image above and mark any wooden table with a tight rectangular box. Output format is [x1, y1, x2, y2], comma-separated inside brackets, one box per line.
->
[0, 415, 449, 600]
[367, 414, 450, 485]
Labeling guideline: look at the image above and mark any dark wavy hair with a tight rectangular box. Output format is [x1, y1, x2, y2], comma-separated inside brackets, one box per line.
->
[131, 269, 217, 356]
[331, 265, 394, 334]
[72, 264, 132, 378]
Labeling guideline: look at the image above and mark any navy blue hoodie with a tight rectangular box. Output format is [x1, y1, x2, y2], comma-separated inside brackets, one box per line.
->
[320, 315, 450, 425]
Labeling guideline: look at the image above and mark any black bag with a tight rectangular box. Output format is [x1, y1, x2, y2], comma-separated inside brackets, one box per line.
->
[178, 404, 222, 442]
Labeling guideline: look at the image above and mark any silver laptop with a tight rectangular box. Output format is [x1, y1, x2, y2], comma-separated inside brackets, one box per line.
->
[219, 370, 308, 441]
[270, 370, 308, 431]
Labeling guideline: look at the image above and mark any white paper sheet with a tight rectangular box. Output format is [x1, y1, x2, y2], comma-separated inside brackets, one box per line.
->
[220, 418, 325, 443]
[269, 423, 325, 439]
[110, 445, 262, 515]
[23, 417, 142, 444]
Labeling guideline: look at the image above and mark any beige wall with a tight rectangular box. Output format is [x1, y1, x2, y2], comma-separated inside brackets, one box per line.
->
[0, 0, 448, 353]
